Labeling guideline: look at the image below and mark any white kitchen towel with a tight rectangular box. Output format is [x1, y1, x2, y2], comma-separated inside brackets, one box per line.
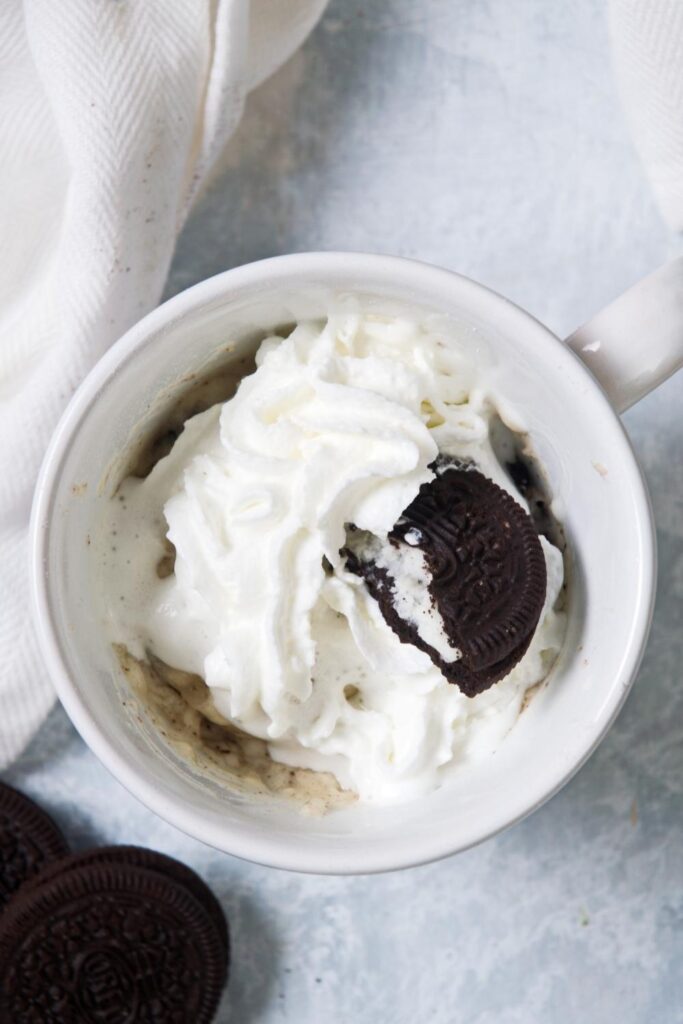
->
[0, 0, 326, 767]
[610, 0, 683, 230]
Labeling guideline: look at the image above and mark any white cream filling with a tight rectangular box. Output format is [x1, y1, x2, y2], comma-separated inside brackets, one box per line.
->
[344, 529, 462, 664]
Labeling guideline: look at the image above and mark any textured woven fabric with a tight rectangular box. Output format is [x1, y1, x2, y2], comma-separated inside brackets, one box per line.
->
[0, 0, 325, 766]
[610, 0, 683, 229]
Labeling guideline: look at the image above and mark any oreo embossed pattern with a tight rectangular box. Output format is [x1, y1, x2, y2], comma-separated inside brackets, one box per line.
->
[347, 466, 547, 697]
[0, 782, 229, 1023]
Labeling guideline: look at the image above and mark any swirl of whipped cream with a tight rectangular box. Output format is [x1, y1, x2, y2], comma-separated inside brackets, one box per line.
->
[105, 307, 566, 803]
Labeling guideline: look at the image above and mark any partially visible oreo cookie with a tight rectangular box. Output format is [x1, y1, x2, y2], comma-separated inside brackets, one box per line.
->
[0, 862, 227, 1023]
[0, 782, 68, 914]
[19, 845, 229, 961]
[348, 466, 547, 696]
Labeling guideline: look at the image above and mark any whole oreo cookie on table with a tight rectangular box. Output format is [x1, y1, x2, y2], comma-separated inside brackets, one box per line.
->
[18, 843, 229, 962]
[347, 464, 547, 697]
[0, 782, 68, 914]
[0, 861, 227, 1024]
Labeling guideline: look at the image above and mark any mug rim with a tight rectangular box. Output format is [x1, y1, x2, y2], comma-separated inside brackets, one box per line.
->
[30, 252, 657, 873]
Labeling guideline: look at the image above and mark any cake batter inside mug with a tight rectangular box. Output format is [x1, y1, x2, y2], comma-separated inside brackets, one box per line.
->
[30, 253, 683, 873]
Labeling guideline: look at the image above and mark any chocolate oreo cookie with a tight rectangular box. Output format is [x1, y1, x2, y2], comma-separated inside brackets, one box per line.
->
[0, 782, 68, 914]
[20, 844, 229, 960]
[348, 466, 547, 696]
[0, 862, 227, 1023]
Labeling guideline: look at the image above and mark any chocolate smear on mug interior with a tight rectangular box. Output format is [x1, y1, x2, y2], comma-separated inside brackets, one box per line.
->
[345, 465, 547, 697]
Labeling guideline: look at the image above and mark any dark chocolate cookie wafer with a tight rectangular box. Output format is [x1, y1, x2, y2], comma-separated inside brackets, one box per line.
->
[0, 862, 227, 1023]
[348, 466, 547, 697]
[0, 783, 68, 914]
[20, 844, 229, 959]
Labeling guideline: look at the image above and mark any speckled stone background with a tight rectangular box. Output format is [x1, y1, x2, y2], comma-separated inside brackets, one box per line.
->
[7, 2, 683, 1021]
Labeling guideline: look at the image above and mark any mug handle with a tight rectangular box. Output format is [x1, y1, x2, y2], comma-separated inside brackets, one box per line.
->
[565, 258, 683, 413]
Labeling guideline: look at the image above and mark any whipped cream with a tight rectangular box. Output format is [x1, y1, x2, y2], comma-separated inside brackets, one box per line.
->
[101, 307, 566, 804]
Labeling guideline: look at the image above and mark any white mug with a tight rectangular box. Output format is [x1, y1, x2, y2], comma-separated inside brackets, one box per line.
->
[30, 253, 683, 874]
